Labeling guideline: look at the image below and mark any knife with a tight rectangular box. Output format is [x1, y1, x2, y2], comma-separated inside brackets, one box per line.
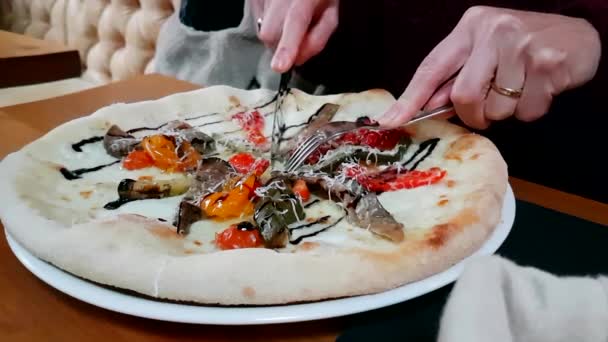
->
[269, 69, 293, 168]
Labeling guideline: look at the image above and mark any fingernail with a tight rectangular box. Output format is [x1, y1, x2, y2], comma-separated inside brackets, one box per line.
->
[271, 49, 289, 72]
[271, 54, 281, 71]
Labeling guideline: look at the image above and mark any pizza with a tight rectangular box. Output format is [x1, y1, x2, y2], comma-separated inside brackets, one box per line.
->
[0, 86, 508, 305]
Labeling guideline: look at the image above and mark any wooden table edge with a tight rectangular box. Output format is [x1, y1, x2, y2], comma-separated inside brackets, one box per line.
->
[509, 177, 607, 226]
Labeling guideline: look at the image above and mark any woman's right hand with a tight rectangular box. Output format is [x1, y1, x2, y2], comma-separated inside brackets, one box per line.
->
[251, 0, 339, 73]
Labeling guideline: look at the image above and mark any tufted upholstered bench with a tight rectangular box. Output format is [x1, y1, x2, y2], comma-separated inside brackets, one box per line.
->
[0, 0, 180, 106]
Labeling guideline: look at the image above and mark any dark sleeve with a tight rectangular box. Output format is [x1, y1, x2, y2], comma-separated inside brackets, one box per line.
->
[179, 0, 245, 31]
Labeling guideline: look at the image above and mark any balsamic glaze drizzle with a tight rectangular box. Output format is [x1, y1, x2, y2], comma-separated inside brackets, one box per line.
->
[254, 93, 280, 111]
[255, 88, 291, 113]
[263, 89, 292, 117]
[59, 160, 120, 180]
[71, 136, 104, 152]
[402, 138, 440, 171]
[289, 216, 344, 245]
[290, 215, 330, 230]
[70, 113, 221, 152]
[103, 198, 135, 210]
[303, 199, 321, 208]
[126, 123, 167, 134]
[283, 122, 308, 131]
[276, 121, 309, 142]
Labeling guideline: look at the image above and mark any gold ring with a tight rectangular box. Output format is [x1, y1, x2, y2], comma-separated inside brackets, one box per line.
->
[491, 81, 523, 99]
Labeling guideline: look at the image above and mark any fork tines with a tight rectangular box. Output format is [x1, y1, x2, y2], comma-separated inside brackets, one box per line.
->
[284, 133, 325, 172]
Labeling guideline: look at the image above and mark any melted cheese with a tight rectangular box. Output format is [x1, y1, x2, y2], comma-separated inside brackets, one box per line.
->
[14, 88, 489, 255]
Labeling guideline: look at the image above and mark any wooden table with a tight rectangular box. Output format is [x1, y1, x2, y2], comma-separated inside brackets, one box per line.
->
[0, 74, 606, 342]
[0, 30, 81, 87]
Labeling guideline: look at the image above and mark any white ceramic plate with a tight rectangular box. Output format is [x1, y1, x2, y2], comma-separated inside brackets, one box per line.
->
[5, 185, 515, 325]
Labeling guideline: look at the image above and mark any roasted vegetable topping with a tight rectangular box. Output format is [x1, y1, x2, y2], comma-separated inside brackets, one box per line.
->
[123, 150, 154, 170]
[142, 135, 178, 170]
[191, 158, 235, 195]
[178, 128, 216, 155]
[253, 179, 305, 248]
[292, 179, 310, 202]
[297, 103, 341, 138]
[345, 165, 446, 192]
[103, 125, 139, 158]
[232, 110, 267, 146]
[306, 126, 411, 164]
[175, 201, 204, 235]
[103, 176, 192, 210]
[136, 135, 201, 172]
[200, 175, 258, 220]
[117, 177, 192, 200]
[228, 152, 270, 176]
[313, 143, 411, 174]
[215, 224, 264, 250]
[349, 193, 404, 242]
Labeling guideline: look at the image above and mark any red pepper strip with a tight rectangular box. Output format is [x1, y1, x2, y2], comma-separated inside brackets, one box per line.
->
[232, 110, 267, 146]
[228, 152, 270, 176]
[345, 165, 447, 192]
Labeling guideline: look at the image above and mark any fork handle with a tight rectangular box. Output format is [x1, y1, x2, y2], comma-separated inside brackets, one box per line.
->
[405, 104, 454, 126]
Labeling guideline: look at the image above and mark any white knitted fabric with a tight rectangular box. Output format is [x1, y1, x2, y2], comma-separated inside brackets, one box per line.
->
[438, 255, 608, 342]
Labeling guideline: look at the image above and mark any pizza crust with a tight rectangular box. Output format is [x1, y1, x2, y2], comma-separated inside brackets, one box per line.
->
[0, 86, 508, 305]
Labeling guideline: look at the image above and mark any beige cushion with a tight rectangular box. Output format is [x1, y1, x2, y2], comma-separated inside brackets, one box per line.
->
[1, 0, 179, 84]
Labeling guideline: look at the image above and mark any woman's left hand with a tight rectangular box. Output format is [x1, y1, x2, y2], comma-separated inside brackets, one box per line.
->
[379, 6, 601, 129]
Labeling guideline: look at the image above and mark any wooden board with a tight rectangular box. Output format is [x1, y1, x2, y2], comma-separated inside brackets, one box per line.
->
[0, 30, 81, 87]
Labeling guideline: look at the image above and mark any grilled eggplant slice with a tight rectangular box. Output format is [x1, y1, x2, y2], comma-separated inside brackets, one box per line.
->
[253, 179, 305, 248]
[117, 177, 192, 200]
[103, 125, 139, 158]
[174, 200, 204, 235]
[348, 193, 404, 242]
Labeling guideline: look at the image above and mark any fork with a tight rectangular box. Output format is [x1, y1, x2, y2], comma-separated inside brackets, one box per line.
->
[283, 104, 454, 173]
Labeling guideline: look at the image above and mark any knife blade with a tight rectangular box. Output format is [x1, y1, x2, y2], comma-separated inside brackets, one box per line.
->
[270, 69, 292, 168]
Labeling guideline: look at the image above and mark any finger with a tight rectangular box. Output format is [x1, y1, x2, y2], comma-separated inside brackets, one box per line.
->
[512, 40, 564, 122]
[271, 2, 316, 72]
[258, 1, 288, 48]
[249, 0, 264, 23]
[294, 5, 339, 66]
[424, 78, 455, 111]
[378, 31, 471, 127]
[514, 69, 552, 122]
[484, 30, 526, 121]
[450, 36, 498, 130]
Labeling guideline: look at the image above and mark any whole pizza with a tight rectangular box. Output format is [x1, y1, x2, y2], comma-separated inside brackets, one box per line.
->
[0, 86, 508, 305]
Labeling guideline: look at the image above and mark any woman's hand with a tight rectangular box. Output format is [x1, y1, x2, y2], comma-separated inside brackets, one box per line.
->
[251, 0, 339, 72]
[379, 6, 601, 129]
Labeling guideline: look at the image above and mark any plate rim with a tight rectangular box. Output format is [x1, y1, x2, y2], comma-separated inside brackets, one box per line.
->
[4, 184, 515, 325]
